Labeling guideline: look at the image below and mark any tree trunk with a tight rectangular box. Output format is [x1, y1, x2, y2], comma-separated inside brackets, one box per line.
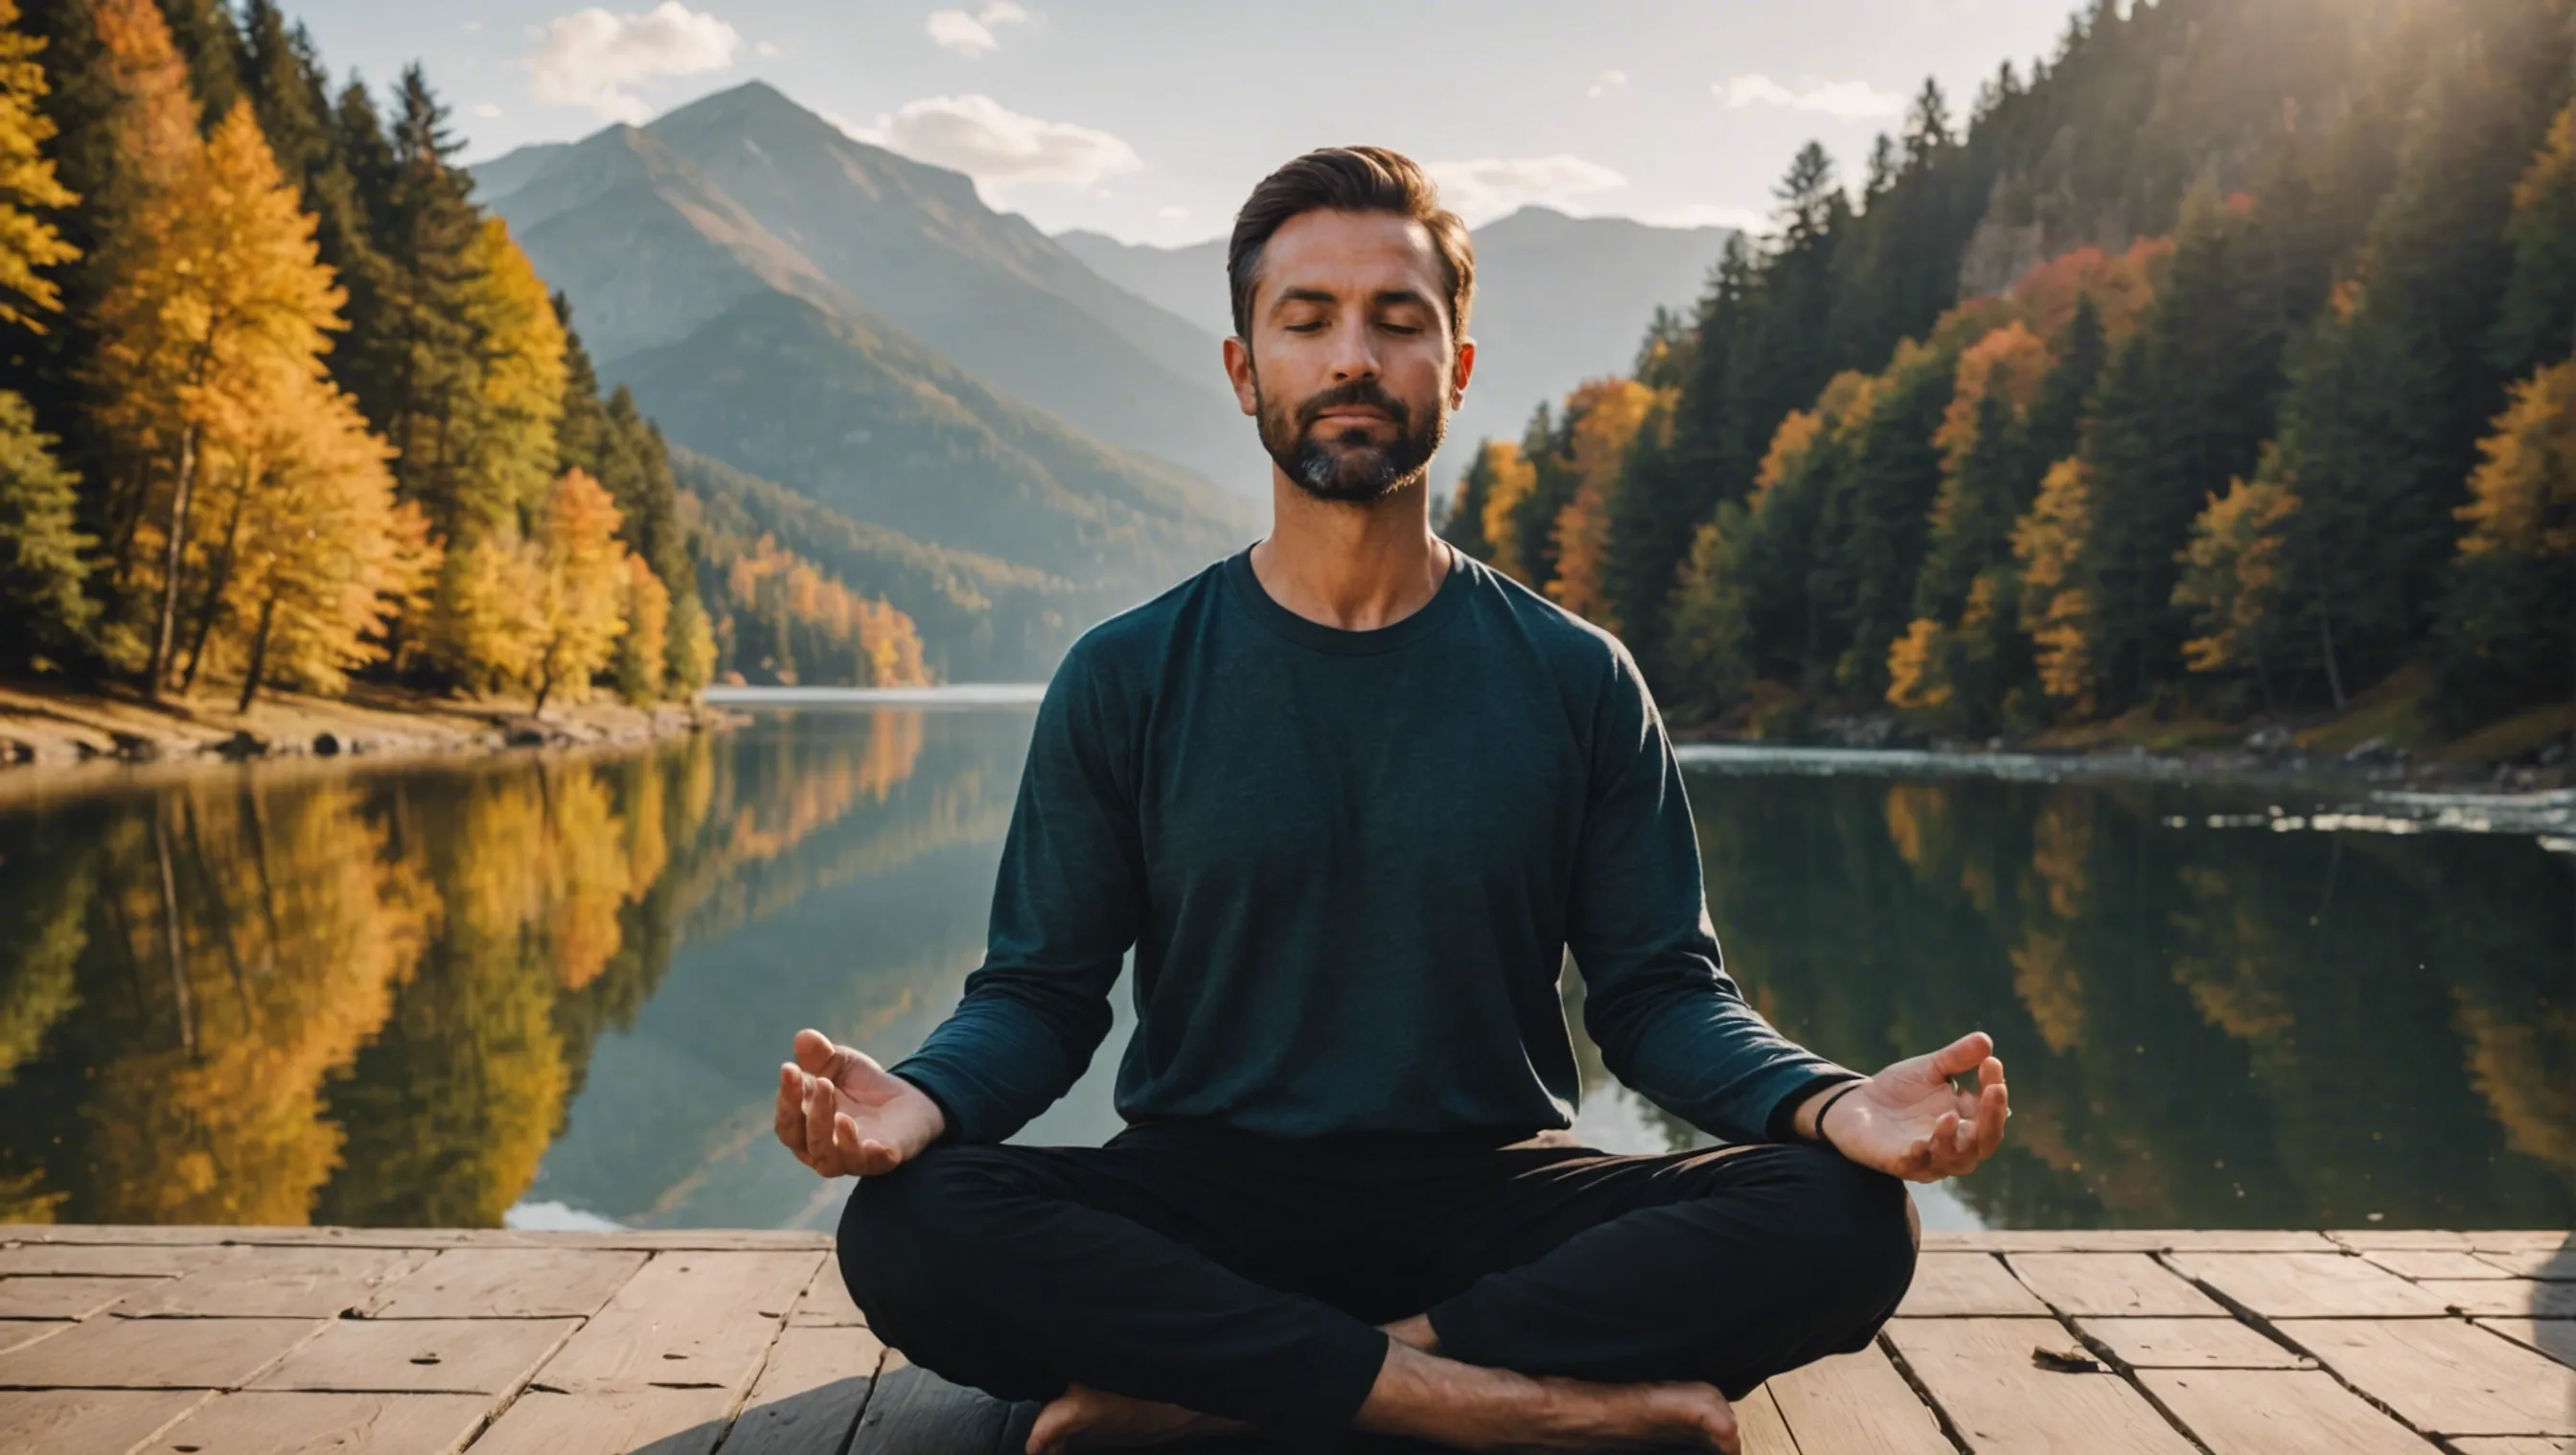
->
[146, 423, 201, 699]
[237, 590, 278, 714]
[152, 807, 196, 1057]
[2316, 608, 2347, 711]
[180, 457, 257, 693]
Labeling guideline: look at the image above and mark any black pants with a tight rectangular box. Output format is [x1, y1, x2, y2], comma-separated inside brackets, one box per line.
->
[838, 1122, 1919, 1443]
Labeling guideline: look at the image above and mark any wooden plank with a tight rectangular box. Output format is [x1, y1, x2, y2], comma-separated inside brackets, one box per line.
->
[531, 1250, 820, 1395]
[2414, 1282, 2576, 1318]
[2476, 1251, 2576, 1282]
[788, 1260, 864, 1328]
[1, 1321, 67, 1354]
[2135, 1368, 2436, 1454]
[1882, 1318, 2198, 1453]
[0, 1244, 239, 1278]
[721, 1325, 888, 1455]
[2006, 1253, 2225, 1316]
[464, 1388, 736, 1455]
[2281, 1317, 2576, 1436]
[2473, 1235, 2576, 1255]
[1735, 1383, 1798, 1455]
[143, 1391, 492, 1454]
[3, 1227, 834, 1253]
[0, 1314, 317, 1389]
[2472, 1318, 2576, 1371]
[0, 1276, 155, 1320]
[0, 1389, 208, 1454]
[1765, 1342, 1951, 1454]
[370, 1248, 647, 1320]
[2074, 1316, 2312, 1369]
[848, 1355, 1011, 1455]
[1895, 1253, 2049, 1316]
[247, 1317, 578, 1395]
[1924, 1230, 2335, 1254]
[2364, 1250, 2522, 1281]
[2450, 1441, 2575, 1453]
[2332, 1230, 2480, 1252]
[114, 1246, 431, 1319]
[2165, 1252, 2453, 1318]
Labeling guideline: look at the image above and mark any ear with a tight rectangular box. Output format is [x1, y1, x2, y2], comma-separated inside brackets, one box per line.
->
[1450, 335, 1477, 408]
[1223, 335, 1259, 417]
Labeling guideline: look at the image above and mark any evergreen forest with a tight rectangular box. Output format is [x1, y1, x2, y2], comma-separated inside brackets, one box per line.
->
[1442, 0, 2575, 750]
[0, 0, 928, 707]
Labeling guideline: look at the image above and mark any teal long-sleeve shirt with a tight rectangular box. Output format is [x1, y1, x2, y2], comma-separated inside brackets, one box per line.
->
[888, 545, 1859, 1146]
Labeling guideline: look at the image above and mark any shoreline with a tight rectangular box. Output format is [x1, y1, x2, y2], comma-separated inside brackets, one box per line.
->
[0, 678, 742, 781]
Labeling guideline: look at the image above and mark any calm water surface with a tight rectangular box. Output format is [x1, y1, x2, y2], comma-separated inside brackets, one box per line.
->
[0, 704, 2566, 1233]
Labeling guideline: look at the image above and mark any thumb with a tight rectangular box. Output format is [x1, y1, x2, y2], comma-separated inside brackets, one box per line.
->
[1927, 1030, 1993, 1080]
[792, 1028, 841, 1076]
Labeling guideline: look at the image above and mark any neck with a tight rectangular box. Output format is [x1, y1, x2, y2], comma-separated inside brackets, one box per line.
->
[1249, 469, 1453, 632]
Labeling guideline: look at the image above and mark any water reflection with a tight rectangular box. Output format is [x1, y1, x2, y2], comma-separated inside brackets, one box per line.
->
[0, 709, 2565, 1232]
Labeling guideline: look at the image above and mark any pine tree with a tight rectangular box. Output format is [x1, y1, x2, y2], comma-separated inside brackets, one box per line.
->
[1472, 438, 1537, 583]
[0, 0, 87, 664]
[149, 0, 233, 126]
[2432, 359, 2575, 721]
[448, 216, 564, 537]
[1544, 378, 1658, 628]
[1438, 439, 1502, 561]
[369, 66, 481, 520]
[2489, 101, 2574, 379]
[2174, 451, 2299, 706]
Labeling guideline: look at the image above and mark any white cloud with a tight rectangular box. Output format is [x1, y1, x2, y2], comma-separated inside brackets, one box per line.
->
[840, 94, 1140, 197]
[1587, 68, 1628, 99]
[754, 39, 777, 57]
[1638, 202, 1767, 233]
[1716, 73, 1905, 121]
[472, 102, 505, 119]
[526, 2, 742, 125]
[926, 1, 1029, 57]
[1155, 204, 1189, 219]
[1425, 154, 1626, 225]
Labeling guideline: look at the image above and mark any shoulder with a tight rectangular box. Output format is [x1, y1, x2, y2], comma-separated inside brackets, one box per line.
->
[1048, 556, 1230, 701]
[1455, 553, 1643, 696]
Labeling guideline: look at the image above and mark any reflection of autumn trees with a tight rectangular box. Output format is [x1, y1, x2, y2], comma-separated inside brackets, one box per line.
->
[1696, 771, 2573, 1229]
[0, 709, 932, 1226]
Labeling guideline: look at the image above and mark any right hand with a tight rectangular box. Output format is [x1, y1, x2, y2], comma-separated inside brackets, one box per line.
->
[774, 1028, 948, 1177]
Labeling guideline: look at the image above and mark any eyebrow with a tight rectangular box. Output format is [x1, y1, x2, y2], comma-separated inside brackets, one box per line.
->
[1269, 286, 1438, 317]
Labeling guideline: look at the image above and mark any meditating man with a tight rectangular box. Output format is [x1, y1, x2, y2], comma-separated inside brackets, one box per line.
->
[773, 146, 2010, 1455]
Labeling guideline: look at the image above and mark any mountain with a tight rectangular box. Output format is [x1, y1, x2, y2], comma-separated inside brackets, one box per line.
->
[467, 90, 1252, 637]
[1054, 207, 1734, 491]
[474, 82, 1264, 497]
[673, 447, 1085, 681]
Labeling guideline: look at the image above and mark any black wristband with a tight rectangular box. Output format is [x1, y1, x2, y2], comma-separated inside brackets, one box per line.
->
[1809, 1081, 1866, 1155]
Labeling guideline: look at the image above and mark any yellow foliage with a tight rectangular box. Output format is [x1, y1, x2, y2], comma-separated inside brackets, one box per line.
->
[1935, 322, 2050, 479]
[452, 218, 567, 536]
[616, 550, 673, 703]
[714, 532, 931, 688]
[1475, 440, 1539, 583]
[2454, 360, 2575, 562]
[2013, 457, 2097, 705]
[2175, 451, 2299, 675]
[1547, 378, 1661, 627]
[0, 0, 76, 329]
[531, 469, 632, 707]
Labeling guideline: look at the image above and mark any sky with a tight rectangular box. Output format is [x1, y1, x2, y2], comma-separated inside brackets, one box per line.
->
[284, 0, 2088, 247]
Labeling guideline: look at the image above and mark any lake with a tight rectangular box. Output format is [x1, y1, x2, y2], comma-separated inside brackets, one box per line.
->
[0, 701, 2567, 1234]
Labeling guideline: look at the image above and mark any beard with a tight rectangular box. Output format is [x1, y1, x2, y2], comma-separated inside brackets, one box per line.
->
[1253, 372, 1448, 504]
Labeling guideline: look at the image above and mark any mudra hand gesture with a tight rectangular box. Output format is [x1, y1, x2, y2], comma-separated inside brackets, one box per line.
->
[1809, 1030, 2010, 1181]
[774, 1028, 947, 1177]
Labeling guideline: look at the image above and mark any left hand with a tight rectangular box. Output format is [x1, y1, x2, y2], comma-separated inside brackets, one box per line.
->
[1804, 1031, 2009, 1182]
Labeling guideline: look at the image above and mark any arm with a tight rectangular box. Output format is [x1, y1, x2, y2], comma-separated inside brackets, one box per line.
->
[1569, 648, 1859, 1145]
[885, 643, 1144, 1144]
[774, 643, 1144, 1173]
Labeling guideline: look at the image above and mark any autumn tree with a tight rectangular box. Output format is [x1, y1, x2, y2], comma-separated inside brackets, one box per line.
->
[0, 0, 87, 665]
[1471, 439, 1538, 584]
[2433, 361, 2576, 720]
[2174, 455, 2299, 708]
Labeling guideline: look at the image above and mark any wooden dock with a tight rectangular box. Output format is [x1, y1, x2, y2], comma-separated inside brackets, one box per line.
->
[0, 1225, 2568, 1453]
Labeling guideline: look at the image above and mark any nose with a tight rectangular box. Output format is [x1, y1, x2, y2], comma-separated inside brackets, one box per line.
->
[1325, 310, 1379, 382]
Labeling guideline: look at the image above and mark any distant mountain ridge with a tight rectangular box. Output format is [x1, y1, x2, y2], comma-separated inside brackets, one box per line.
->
[1054, 207, 1735, 489]
[469, 82, 1254, 655]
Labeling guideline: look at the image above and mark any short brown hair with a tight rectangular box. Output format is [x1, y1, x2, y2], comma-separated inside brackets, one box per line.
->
[1227, 147, 1475, 344]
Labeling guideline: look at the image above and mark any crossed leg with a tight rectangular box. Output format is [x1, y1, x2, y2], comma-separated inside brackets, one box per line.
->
[837, 1131, 1917, 1451]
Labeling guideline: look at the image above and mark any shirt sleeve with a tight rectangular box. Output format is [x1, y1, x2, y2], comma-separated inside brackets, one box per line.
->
[886, 641, 1142, 1143]
[1569, 645, 1861, 1144]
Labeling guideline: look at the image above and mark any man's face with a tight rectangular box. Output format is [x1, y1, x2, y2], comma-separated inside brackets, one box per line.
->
[1224, 209, 1475, 504]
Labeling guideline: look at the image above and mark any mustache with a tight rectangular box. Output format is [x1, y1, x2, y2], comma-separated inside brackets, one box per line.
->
[1296, 379, 1411, 432]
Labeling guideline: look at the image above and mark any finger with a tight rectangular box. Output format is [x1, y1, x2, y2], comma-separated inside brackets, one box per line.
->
[1974, 1078, 2010, 1160]
[803, 1078, 843, 1176]
[775, 1065, 810, 1161]
[832, 1112, 867, 1176]
[1927, 1030, 1994, 1081]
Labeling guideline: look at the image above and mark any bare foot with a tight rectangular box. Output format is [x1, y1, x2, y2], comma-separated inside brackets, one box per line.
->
[1520, 1376, 1739, 1453]
[1024, 1383, 1249, 1454]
